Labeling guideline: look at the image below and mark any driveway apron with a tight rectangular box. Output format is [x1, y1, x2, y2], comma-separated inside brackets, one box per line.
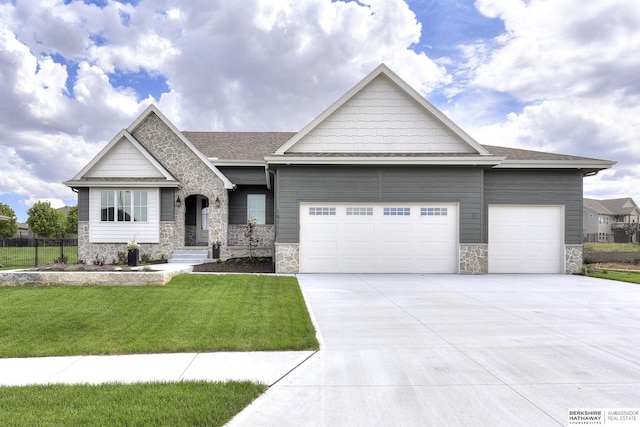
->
[229, 274, 640, 427]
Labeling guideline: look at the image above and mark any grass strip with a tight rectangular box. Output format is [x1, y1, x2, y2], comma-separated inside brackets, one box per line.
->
[583, 243, 640, 252]
[0, 274, 319, 357]
[0, 381, 266, 426]
[587, 270, 640, 285]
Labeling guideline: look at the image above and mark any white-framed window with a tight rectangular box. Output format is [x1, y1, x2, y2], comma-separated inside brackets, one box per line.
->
[599, 216, 609, 225]
[346, 207, 373, 216]
[384, 207, 410, 216]
[309, 207, 336, 216]
[248, 194, 266, 224]
[421, 207, 448, 216]
[101, 190, 148, 222]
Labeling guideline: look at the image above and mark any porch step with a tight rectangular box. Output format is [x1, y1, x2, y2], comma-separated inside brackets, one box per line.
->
[168, 249, 209, 265]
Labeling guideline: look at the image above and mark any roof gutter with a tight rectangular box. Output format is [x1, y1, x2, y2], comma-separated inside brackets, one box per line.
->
[264, 156, 506, 166]
[63, 180, 181, 188]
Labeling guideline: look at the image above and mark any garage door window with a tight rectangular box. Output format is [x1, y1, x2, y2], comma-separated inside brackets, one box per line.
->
[346, 207, 373, 216]
[309, 207, 336, 216]
[384, 207, 411, 216]
[421, 207, 448, 216]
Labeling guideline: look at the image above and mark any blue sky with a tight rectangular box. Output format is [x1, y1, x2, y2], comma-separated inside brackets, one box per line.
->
[1, 0, 639, 222]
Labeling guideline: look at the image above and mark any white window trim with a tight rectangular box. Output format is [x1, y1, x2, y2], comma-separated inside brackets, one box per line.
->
[101, 190, 148, 223]
[247, 194, 266, 224]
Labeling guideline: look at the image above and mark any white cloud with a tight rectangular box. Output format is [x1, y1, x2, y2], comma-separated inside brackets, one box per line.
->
[156, 0, 447, 130]
[469, 0, 640, 101]
[1, 0, 446, 221]
[449, 0, 640, 204]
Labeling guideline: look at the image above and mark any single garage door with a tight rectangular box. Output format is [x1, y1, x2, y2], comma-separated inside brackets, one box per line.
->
[299, 203, 458, 273]
[488, 205, 564, 273]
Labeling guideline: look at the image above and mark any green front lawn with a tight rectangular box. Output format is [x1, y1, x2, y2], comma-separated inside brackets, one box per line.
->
[0, 274, 319, 358]
[586, 269, 640, 284]
[584, 243, 640, 252]
[0, 381, 266, 427]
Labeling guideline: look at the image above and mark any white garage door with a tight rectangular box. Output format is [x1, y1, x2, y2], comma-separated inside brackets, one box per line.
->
[488, 205, 564, 273]
[299, 203, 458, 273]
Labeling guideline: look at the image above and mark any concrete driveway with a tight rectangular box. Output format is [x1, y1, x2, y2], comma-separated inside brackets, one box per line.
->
[230, 274, 640, 426]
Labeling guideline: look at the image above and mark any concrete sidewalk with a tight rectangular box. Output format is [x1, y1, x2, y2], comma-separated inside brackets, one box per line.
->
[0, 351, 315, 387]
[229, 274, 640, 427]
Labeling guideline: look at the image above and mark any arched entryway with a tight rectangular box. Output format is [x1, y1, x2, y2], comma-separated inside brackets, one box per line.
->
[185, 194, 209, 246]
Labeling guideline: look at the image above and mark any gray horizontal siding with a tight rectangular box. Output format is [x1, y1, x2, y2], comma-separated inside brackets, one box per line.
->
[229, 186, 274, 224]
[217, 167, 266, 185]
[274, 166, 483, 243]
[483, 170, 583, 244]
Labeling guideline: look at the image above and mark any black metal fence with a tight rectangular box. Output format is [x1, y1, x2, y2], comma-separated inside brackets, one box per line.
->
[0, 239, 78, 268]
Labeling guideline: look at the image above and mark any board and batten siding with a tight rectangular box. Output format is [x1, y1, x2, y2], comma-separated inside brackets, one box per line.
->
[483, 170, 583, 244]
[288, 75, 476, 154]
[160, 188, 175, 221]
[77, 188, 90, 221]
[84, 139, 164, 178]
[88, 188, 160, 243]
[274, 165, 483, 244]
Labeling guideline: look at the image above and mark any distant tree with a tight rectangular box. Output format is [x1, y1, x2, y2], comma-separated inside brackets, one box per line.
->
[0, 203, 18, 239]
[27, 201, 67, 239]
[66, 205, 78, 235]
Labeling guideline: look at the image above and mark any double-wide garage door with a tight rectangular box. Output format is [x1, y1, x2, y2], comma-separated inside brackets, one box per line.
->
[299, 203, 458, 273]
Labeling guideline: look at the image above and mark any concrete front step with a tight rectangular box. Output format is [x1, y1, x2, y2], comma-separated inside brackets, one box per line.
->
[168, 249, 209, 264]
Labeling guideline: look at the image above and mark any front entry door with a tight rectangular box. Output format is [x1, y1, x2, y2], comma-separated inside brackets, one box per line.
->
[185, 194, 210, 246]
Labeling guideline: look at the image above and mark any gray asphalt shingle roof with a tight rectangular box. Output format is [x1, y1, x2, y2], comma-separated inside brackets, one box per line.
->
[598, 198, 638, 215]
[181, 131, 605, 163]
[183, 131, 295, 161]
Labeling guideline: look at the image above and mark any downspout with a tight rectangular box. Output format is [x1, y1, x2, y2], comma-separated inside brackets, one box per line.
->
[265, 163, 277, 268]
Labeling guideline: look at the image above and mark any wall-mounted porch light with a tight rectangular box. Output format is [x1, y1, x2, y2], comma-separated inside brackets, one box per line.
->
[176, 196, 181, 208]
[214, 196, 221, 209]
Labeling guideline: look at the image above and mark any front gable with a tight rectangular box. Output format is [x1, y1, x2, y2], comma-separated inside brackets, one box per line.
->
[275, 64, 489, 156]
[65, 130, 177, 186]
[84, 133, 171, 180]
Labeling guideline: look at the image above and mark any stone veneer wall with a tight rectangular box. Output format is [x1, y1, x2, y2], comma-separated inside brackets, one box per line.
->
[228, 225, 275, 247]
[222, 224, 275, 259]
[565, 244, 582, 274]
[459, 244, 488, 274]
[222, 247, 273, 259]
[79, 112, 228, 264]
[133, 113, 228, 252]
[275, 243, 299, 273]
[79, 221, 181, 264]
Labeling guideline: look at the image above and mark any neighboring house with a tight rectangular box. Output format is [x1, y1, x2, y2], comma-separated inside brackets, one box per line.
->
[15, 223, 30, 239]
[584, 198, 640, 243]
[0, 216, 29, 239]
[64, 64, 615, 274]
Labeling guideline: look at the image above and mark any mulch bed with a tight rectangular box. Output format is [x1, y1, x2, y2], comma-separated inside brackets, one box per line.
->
[192, 257, 275, 273]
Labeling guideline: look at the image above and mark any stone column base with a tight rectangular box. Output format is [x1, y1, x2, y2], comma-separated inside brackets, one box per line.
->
[459, 244, 488, 275]
[275, 243, 299, 274]
[565, 244, 583, 274]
